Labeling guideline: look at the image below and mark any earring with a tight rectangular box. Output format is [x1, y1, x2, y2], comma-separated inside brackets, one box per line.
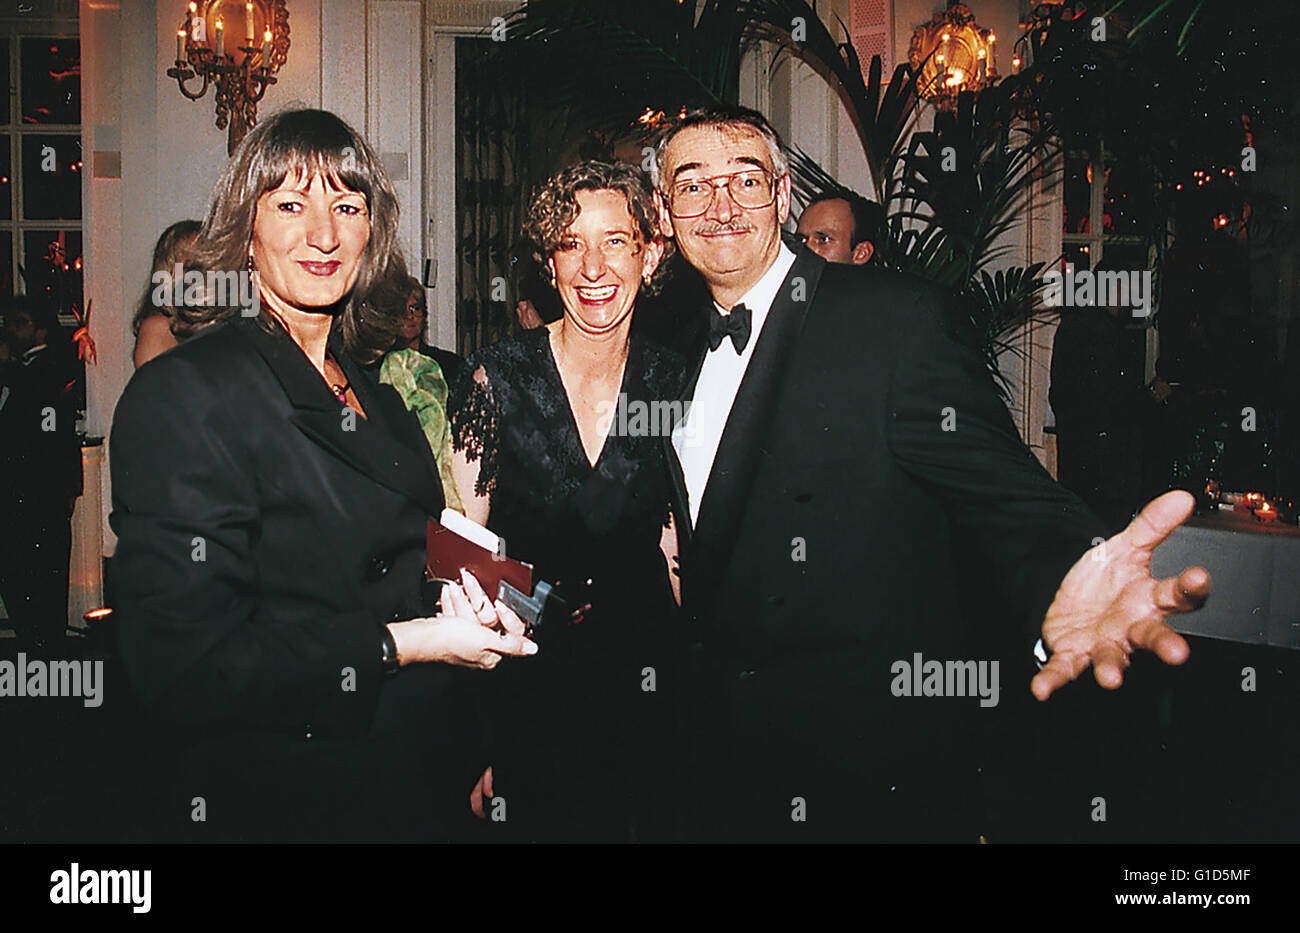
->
[247, 254, 255, 274]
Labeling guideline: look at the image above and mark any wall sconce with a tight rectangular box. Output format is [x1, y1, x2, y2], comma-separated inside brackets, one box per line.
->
[166, 0, 291, 155]
[908, 1, 998, 111]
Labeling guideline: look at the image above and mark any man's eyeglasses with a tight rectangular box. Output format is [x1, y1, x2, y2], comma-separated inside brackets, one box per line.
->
[666, 169, 778, 218]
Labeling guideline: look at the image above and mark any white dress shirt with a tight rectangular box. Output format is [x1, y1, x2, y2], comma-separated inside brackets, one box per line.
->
[672, 243, 796, 526]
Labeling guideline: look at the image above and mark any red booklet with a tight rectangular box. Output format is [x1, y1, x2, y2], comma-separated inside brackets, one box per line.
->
[427, 509, 570, 629]
[426, 508, 533, 598]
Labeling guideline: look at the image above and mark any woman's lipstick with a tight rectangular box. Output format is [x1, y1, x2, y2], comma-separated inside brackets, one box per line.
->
[298, 260, 341, 276]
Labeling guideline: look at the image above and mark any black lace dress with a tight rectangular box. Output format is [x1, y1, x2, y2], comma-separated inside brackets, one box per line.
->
[451, 327, 683, 842]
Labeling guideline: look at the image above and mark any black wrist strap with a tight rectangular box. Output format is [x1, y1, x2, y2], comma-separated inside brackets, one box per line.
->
[379, 624, 401, 676]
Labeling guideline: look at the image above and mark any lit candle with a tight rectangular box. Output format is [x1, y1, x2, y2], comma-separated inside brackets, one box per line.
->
[215, 19, 225, 57]
[262, 29, 272, 62]
[1256, 501, 1278, 523]
[246, 3, 255, 43]
[177, 28, 185, 62]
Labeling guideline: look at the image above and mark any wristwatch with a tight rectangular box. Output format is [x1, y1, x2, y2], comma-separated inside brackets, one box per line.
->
[379, 624, 401, 676]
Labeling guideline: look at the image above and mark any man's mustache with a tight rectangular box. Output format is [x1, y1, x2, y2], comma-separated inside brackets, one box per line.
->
[692, 221, 754, 235]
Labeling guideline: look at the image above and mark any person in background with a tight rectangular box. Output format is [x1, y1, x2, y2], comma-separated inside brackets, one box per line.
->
[794, 188, 881, 265]
[131, 220, 202, 368]
[514, 252, 564, 331]
[1050, 256, 1150, 532]
[0, 296, 83, 653]
[389, 273, 470, 409]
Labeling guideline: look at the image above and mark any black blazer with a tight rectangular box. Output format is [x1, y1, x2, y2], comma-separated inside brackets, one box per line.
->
[109, 317, 469, 842]
[667, 248, 1106, 841]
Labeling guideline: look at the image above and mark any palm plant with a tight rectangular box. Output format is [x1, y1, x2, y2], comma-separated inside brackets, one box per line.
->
[740, 1, 1061, 391]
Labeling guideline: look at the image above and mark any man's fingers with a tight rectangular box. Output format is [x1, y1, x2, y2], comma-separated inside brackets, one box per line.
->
[1091, 641, 1130, 690]
[1128, 616, 1191, 666]
[1030, 650, 1090, 701]
[1152, 566, 1211, 613]
[1121, 490, 1196, 553]
[470, 783, 484, 818]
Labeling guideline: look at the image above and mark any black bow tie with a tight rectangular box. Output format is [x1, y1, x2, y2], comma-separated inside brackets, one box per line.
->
[707, 303, 752, 354]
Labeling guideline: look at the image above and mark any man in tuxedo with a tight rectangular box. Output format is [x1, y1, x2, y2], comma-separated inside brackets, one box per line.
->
[651, 106, 1210, 842]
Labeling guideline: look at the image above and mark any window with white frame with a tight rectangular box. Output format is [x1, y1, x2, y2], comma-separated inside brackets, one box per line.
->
[0, 28, 82, 319]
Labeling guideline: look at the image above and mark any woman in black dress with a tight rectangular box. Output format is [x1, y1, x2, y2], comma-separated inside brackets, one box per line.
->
[452, 161, 683, 841]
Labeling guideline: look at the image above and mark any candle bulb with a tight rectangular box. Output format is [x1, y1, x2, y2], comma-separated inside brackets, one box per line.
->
[176, 28, 185, 62]
[246, 3, 255, 43]
[262, 29, 271, 62]
[215, 19, 224, 57]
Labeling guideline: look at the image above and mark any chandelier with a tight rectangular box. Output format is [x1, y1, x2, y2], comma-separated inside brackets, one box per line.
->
[908, 2, 998, 111]
[166, 0, 291, 154]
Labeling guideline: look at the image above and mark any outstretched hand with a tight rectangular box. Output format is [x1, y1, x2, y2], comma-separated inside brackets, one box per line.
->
[1031, 490, 1210, 701]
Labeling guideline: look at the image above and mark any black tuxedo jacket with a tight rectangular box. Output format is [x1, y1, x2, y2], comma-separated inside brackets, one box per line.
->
[109, 317, 473, 842]
[666, 248, 1105, 841]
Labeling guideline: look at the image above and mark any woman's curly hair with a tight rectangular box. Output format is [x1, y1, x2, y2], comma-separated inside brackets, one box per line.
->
[524, 160, 672, 296]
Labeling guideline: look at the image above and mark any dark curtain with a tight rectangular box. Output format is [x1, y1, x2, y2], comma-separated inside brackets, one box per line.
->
[455, 37, 529, 354]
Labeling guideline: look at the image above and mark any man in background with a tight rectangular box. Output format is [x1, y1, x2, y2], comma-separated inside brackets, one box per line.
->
[0, 296, 83, 653]
[794, 188, 881, 265]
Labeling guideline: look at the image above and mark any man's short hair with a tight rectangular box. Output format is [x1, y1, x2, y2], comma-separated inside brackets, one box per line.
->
[804, 189, 884, 249]
[650, 105, 789, 191]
